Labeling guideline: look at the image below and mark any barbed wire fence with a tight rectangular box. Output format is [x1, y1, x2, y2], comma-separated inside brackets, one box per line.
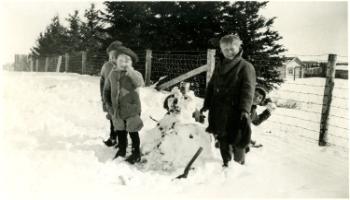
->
[267, 54, 348, 149]
[13, 51, 348, 149]
[150, 51, 208, 96]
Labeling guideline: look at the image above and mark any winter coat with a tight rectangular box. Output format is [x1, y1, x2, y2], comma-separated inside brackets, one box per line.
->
[203, 50, 256, 147]
[100, 61, 114, 112]
[104, 67, 145, 132]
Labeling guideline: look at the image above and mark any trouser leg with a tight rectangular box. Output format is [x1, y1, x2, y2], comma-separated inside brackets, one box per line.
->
[110, 119, 117, 140]
[126, 132, 141, 164]
[218, 136, 232, 166]
[115, 130, 127, 158]
[129, 132, 140, 153]
[233, 147, 246, 165]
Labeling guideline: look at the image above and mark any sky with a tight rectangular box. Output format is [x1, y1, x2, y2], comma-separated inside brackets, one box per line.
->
[0, 0, 348, 66]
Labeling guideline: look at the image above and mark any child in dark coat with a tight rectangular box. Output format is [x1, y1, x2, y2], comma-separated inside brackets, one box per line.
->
[247, 85, 276, 150]
[201, 34, 256, 167]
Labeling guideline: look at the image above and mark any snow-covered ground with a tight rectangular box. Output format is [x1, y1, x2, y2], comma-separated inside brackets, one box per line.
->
[1, 72, 348, 199]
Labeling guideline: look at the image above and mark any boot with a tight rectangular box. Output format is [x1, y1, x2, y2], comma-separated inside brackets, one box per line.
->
[104, 120, 118, 147]
[103, 138, 116, 147]
[113, 149, 126, 159]
[113, 130, 127, 159]
[126, 149, 141, 164]
[126, 132, 141, 164]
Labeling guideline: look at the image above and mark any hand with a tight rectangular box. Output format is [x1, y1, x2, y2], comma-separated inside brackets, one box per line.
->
[125, 65, 134, 76]
[102, 102, 107, 112]
[260, 97, 272, 106]
[106, 105, 114, 116]
[192, 108, 206, 124]
[266, 102, 277, 113]
[240, 111, 250, 121]
[199, 107, 207, 113]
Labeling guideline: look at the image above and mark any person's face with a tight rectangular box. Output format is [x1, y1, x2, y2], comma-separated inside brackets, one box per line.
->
[113, 54, 132, 70]
[220, 42, 240, 59]
[253, 91, 264, 105]
[108, 50, 117, 62]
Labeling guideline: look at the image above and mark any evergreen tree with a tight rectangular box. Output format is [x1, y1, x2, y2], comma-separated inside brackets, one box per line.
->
[81, 3, 107, 54]
[102, 1, 286, 88]
[102, 2, 223, 50]
[221, 1, 286, 89]
[101, 2, 151, 49]
[31, 15, 69, 57]
[66, 10, 83, 52]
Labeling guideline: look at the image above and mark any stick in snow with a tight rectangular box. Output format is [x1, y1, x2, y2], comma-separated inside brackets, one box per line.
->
[149, 116, 159, 123]
[175, 147, 203, 179]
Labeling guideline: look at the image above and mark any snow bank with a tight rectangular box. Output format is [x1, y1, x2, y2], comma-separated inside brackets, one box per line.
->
[1, 72, 348, 199]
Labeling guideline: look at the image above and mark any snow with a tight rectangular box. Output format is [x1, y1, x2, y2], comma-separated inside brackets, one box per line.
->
[1, 72, 348, 199]
[336, 65, 348, 71]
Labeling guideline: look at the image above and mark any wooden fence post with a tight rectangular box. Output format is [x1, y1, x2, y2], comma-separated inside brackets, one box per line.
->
[35, 58, 39, 72]
[82, 51, 87, 74]
[206, 49, 216, 86]
[45, 57, 49, 72]
[65, 53, 70, 72]
[319, 54, 337, 146]
[145, 49, 152, 86]
[56, 56, 62, 72]
[14, 55, 18, 71]
[29, 58, 34, 71]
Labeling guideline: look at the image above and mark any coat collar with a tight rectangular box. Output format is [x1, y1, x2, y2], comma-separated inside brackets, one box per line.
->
[220, 49, 244, 74]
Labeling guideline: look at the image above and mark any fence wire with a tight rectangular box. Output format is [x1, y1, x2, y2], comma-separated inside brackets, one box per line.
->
[14, 51, 348, 149]
[151, 51, 207, 96]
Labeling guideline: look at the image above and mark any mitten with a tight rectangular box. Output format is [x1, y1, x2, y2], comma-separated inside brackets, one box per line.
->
[266, 102, 277, 113]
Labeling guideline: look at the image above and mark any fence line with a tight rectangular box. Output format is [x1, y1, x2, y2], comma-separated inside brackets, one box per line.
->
[273, 113, 320, 124]
[12, 51, 348, 149]
[269, 120, 320, 133]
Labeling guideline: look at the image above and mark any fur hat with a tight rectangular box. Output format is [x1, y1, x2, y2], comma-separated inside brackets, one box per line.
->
[255, 85, 267, 102]
[114, 46, 139, 63]
[106, 40, 123, 54]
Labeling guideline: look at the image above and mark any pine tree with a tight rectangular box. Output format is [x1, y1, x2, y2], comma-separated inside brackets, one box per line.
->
[31, 15, 69, 57]
[66, 10, 83, 52]
[101, 2, 223, 50]
[101, 2, 151, 49]
[221, 1, 286, 89]
[81, 3, 107, 54]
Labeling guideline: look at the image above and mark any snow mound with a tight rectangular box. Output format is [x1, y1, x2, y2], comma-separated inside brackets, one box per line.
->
[140, 86, 214, 171]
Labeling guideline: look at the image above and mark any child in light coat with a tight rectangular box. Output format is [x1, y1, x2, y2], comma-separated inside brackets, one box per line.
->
[103, 46, 145, 164]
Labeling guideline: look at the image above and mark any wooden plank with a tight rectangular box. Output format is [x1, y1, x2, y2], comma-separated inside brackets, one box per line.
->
[157, 64, 208, 90]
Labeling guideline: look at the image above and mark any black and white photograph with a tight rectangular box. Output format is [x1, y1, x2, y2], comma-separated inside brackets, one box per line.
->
[0, 0, 348, 199]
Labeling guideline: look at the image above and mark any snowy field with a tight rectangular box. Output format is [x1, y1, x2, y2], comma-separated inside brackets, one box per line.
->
[1, 72, 348, 199]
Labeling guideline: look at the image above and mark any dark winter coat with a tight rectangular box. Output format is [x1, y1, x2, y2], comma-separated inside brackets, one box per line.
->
[104, 67, 145, 131]
[203, 50, 256, 147]
[100, 61, 115, 112]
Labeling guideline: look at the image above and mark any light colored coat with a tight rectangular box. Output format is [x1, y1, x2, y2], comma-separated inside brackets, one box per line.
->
[104, 67, 145, 132]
